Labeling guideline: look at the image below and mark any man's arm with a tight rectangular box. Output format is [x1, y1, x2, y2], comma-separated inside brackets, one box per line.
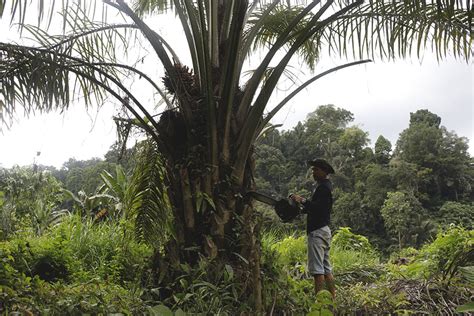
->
[290, 186, 331, 214]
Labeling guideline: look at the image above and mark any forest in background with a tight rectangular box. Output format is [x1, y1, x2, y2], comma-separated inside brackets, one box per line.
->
[254, 105, 473, 250]
[5, 105, 470, 249]
[1, 105, 472, 314]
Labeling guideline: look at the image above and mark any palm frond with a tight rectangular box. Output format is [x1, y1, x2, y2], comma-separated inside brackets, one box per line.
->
[239, 0, 280, 73]
[0, 43, 161, 141]
[240, 0, 322, 97]
[108, 0, 195, 126]
[133, 0, 175, 16]
[234, 0, 349, 183]
[0, 43, 73, 122]
[256, 122, 283, 142]
[248, 3, 323, 70]
[128, 140, 174, 247]
[319, 0, 472, 61]
[1, 5, 135, 118]
[243, 64, 305, 89]
[235, 0, 323, 146]
[0, 42, 102, 123]
[0, 0, 106, 33]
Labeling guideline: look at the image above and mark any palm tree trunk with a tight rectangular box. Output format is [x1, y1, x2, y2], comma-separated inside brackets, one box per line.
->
[241, 203, 263, 312]
[155, 105, 262, 305]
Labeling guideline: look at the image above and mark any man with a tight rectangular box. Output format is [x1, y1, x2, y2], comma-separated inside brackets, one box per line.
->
[290, 158, 336, 299]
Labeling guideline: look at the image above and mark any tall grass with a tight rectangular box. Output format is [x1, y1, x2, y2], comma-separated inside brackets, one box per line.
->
[51, 214, 153, 283]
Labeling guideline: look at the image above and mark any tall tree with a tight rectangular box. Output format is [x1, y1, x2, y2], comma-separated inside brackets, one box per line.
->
[437, 128, 472, 201]
[395, 110, 444, 168]
[0, 0, 471, 310]
[394, 109, 472, 206]
[351, 162, 393, 237]
[304, 105, 354, 160]
[374, 135, 392, 165]
[380, 190, 426, 249]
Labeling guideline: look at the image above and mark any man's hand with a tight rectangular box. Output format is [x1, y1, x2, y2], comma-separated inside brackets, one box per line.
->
[289, 194, 306, 204]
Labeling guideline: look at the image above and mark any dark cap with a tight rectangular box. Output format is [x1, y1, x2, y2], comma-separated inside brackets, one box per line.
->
[307, 158, 335, 174]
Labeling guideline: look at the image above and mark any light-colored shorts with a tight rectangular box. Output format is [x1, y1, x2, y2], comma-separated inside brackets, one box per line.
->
[307, 226, 332, 275]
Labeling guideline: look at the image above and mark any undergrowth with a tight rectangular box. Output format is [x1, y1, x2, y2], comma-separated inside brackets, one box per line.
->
[1, 219, 472, 315]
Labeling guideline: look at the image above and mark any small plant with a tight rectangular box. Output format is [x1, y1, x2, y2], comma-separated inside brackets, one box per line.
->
[308, 290, 334, 316]
[144, 258, 248, 315]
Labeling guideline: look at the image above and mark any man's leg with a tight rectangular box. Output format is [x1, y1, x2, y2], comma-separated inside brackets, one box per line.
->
[324, 273, 336, 299]
[308, 230, 330, 297]
[313, 274, 325, 295]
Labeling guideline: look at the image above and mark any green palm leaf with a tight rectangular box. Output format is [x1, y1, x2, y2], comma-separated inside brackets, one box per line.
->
[317, 0, 472, 61]
[128, 140, 174, 247]
[133, 0, 175, 16]
[248, 3, 322, 70]
[100, 166, 127, 202]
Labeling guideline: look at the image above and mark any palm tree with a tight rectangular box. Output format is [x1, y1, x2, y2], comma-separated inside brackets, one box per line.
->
[0, 0, 471, 310]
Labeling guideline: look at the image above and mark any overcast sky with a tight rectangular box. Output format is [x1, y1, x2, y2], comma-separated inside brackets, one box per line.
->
[0, 3, 472, 169]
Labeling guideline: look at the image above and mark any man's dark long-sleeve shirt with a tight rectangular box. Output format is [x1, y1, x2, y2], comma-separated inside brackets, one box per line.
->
[301, 179, 333, 234]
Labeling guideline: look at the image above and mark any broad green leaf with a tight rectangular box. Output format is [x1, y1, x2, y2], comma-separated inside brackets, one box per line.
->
[174, 309, 187, 316]
[456, 301, 474, 313]
[148, 305, 173, 316]
[225, 264, 234, 281]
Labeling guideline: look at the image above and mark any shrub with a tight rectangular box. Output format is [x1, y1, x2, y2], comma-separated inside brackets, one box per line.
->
[0, 233, 77, 284]
[272, 234, 307, 279]
[260, 228, 308, 314]
[0, 214, 153, 314]
[3, 276, 145, 315]
[330, 248, 381, 284]
[388, 226, 474, 281]
[272, 235, 306, 267]
[438, 202, 473, 229]
[332, 227, 375, 254]
[417, 225, 473, 280]
[330, 227, 381, 284]
[335, 281, 409, 314]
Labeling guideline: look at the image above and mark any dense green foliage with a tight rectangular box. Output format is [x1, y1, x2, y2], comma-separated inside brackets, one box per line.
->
[262, 226, 473, 314]
[2, 219, 471, 314]
[0, 107, 472, 314]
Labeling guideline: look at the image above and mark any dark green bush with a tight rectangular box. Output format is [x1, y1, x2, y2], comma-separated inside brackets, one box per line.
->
[0, 214, 153, 314]
[438, 202, 473, 229]
[2, 276, 145, 315]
